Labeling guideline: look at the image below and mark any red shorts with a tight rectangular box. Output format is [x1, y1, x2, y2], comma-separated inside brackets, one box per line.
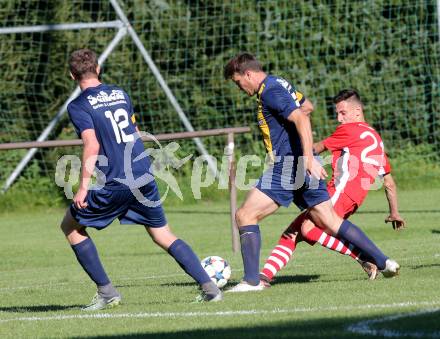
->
[328, 188, 359, 219]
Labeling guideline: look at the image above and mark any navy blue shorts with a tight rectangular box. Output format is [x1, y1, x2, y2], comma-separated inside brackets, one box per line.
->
[255, 162, 329, 209]
[70, 181, 167, 229]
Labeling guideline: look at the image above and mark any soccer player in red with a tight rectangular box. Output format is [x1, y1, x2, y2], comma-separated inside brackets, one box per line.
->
[261, 89, 405, 284]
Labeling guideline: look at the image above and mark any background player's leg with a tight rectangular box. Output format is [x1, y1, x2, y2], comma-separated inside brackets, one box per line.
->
[60, 208, 120, 310]
[146, 225, 221, 301]
[229, 188, 279, 291]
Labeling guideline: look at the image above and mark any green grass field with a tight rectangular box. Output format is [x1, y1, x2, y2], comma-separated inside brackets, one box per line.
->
[1, 189, 439, 338]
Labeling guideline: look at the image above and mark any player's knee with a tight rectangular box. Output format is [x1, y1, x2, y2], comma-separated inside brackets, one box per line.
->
[60, 209, 85, 236]
[148, 232, 166, 248]
[235, 207, 255, 226]
[300, 220, 314, 234]
[146, 225, 177, 250]
[326, 209, 343, 233]
[150, 236, 162, 247]
[322, 215, 343, 235]
[60, 212, 74, 235]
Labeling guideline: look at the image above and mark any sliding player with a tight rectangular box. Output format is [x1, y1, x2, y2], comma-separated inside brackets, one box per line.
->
[261, 89, 405, 285]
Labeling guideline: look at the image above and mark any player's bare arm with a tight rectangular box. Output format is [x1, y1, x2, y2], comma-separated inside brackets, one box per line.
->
[287, 108, 327, 179]
[299, 98, 314, 116]
[74, 128, 100, 209]
[383, 173, 405, 230]
[313, 141, 326, 154]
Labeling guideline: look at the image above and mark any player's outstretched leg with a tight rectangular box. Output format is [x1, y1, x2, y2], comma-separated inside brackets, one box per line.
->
[309, 200, 400, 277]
[300, 222, 378, 280]
[336, 219, 399, 276]
[60, 209, 121, 311]
[146, 225, 222, 302]
[261, 212, 377, 284]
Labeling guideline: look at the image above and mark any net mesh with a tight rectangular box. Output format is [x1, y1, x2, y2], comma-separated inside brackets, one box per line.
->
[0, 0, 439, 201]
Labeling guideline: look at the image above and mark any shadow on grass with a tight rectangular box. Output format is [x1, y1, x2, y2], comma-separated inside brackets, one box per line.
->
[432, 229, 440, 234]
[159, 281, 198, 287]
[271, 274, 320, 285]
[79, 309, 440, 339]
[0, 304, 81, 313]
[158, 275, 321, 288]
[410, 263, 440, 270]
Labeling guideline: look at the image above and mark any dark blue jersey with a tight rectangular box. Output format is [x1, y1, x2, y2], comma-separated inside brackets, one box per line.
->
[256, 75, 305, 161]
[67, 83, 150, 189]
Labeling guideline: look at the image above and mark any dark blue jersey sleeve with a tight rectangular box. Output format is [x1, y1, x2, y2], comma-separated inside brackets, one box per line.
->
[67, 101, 94, 137]
[263, 83, 305, 119]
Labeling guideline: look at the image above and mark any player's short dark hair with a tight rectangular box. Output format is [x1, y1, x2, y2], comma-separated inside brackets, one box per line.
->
[333, 89, 363, 106]
[69, 48, 99, 81]
[224, 52, 263, 79]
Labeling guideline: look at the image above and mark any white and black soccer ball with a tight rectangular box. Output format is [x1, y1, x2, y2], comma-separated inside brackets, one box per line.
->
[201, 256, 232, 288]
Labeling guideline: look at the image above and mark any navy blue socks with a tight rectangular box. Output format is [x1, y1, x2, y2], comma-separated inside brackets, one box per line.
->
[239, 225, 261, 286]
[71, 238, 110, 287]
[337, 220, 388, 270]
[168, 239, 211, 285]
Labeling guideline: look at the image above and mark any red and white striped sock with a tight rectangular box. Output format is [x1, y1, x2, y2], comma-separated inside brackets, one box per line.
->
[303, 226, 361, 260]
[261, 234, 296, 281]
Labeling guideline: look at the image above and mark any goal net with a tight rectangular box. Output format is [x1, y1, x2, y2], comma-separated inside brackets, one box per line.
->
[1, 0, 439, 205]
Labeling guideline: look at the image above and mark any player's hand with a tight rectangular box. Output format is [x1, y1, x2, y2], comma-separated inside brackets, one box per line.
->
[306, 157, 328, 180]
[385, 214, 405, 231]
[74, 188, 88, 209]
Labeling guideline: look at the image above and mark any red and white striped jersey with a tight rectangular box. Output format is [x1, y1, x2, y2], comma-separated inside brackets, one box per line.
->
[323, 122, 391, 206]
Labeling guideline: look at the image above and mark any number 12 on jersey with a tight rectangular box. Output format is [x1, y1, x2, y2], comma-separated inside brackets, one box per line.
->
[105, 108, 134, 144]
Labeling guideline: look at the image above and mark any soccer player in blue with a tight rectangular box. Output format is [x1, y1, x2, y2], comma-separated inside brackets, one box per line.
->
[60, 48, 222, 310]
[224, 53, 400, 292]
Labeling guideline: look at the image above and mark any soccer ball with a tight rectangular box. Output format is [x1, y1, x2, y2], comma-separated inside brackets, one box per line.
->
[201, 256, 232, 288]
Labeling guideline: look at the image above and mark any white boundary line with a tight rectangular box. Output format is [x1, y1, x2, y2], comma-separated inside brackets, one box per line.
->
[0, 300, 439, 324]
[348, 307, 440, 338]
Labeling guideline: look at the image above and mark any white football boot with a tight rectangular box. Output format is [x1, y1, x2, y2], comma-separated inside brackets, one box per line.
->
[82, 293, 121, 311]
[226, 281, 265, 293]
[195, 290, 223, 302]
[381, 259, 400, 278]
